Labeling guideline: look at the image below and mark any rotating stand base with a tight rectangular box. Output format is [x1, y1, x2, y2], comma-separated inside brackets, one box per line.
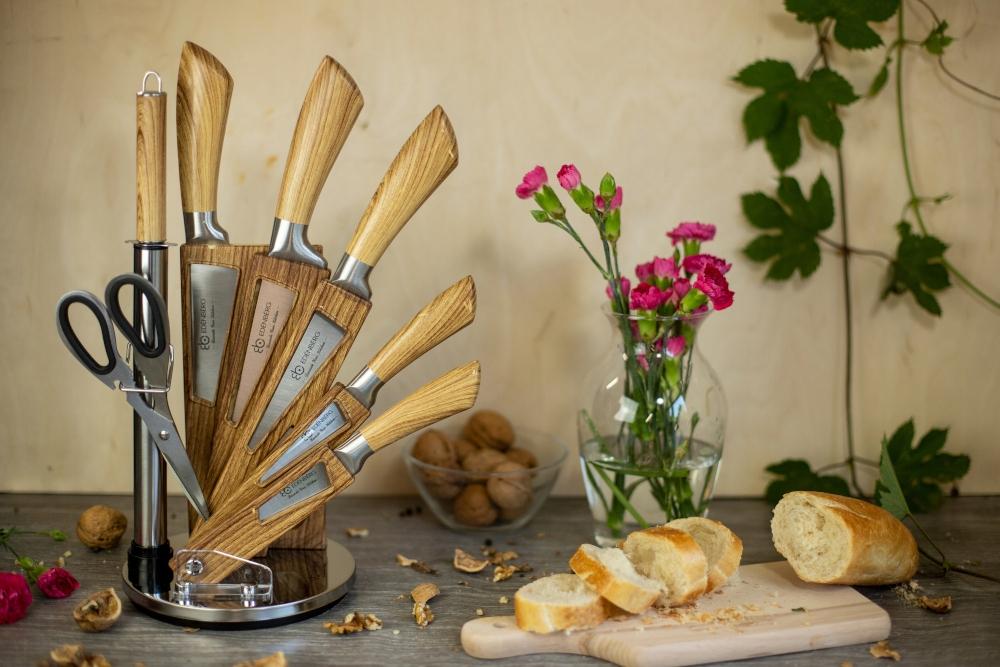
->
[122, 536, 355, 629]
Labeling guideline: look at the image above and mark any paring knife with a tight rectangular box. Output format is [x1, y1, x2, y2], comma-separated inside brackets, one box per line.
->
[174, 361, 481, 583]
[176, 42, 269, 519]
[209, 55, 362, 467]
[209, 106, 458, 501]
[209, 274, 476, 502]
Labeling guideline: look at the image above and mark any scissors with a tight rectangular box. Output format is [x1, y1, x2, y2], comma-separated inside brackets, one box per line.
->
[56, 273, 211, 520]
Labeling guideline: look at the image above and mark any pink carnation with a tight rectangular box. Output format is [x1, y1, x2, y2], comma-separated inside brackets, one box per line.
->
[0, 572, 32, 624]
[635, 260, 654, 283]
[595, 186, 623, 212]
[666, 336, 687, 358]
[630, 282, 668, 310]
[673, 278, 691, 300]
[636, 354, 650, 371]
[556, 164, 581, 190]
[653, 256, 679, 280]
[667, 221, 716, 245]
[515, 165, 548, 199]
[682, 253, 732, 275]
[694, 265, 734, 311]
[37, 567, 79, 599]
[605, 276, 631, 300]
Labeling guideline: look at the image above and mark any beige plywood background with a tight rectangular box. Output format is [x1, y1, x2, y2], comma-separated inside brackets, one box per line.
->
[1, 0, 998, 497]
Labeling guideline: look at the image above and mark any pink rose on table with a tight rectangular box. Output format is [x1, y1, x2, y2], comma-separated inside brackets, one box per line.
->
[653, 256, 679, 280]
[605, 277, 631, 300]
[0, 572, 32, 624]
[630, 282, 667, 310]
[595, 186, 623, 212]
[515, 165, 548, 199]
[557, 164, 581, 190]
[36, 567, 79, 599]
[666, 336, 687, 358]
[667, 221, 716, 245]
[683, 253, 732, 275]
[695, 265, 734, 310]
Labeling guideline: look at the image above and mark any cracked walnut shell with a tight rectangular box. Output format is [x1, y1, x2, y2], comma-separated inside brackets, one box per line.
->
[462, 410, 514, 451]
[73, 588, 122, 632]
[76, 505, 127, 550]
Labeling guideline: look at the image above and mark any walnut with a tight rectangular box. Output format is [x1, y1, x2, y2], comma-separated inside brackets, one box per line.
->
[324, 612, 382, 634]
[486, 461, 532, 510]
[72, 588, 121, 632]
[869, 640, 901, 661]
[48, 644, 111, 667]
[411, 429, 457, 467]
[412, 601, 434, 627]
[453, 484, 498, 527]
[232, 653, 287, 667]
[411, 582, 440, 604]
[461, 448, 507, 476]
[462, 410, 515, 451]
[453, 548, 489, 573]
[493, 565, 517, 582]
[421, 460, 465, 500]
[76, 505, 127, 550]
[918, 594, 952, 613]
[499, 502, 530, 522]
[453, 438, 479, 463]
[505, 447, 538, 468]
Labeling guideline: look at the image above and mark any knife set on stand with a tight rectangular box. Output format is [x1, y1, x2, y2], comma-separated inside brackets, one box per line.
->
[55, 42, 480, 627]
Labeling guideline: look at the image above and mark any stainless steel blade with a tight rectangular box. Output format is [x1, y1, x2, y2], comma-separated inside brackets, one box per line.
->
[257, 462, 331, 521]
[189, 263, 239, 401]
[259, 402, 347, 483]
[231, 279, 296, 421]
[248, 313, 345, 449]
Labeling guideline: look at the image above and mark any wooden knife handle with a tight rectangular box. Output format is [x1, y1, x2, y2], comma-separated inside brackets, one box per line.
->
[363, 360, 480, 453]
[368, 276, 476, 383]
[346, 106, 458, 266]
[136, 75, 167, 242]
[177, 42, 233, 214]
[274, 56, 363, 225]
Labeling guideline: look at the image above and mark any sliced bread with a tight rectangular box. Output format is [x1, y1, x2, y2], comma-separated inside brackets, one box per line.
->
[622, 526, 708, 607]
[666, 517, 743, 592]
[771, 491, 918, 585]
[569, 544, 661, 614]
[514, 573, 609, 633]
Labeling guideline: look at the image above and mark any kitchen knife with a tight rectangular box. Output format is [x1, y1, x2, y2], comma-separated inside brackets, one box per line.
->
[209, 55, 362, 459]
[208, 106, 458, 494]
[208, 274, 476, 503]
[175, 361, 481, 582]
[176, 42, 270, 520]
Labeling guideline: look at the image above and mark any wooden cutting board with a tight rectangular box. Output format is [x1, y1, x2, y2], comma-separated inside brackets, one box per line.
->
[461, 561, 889, 667]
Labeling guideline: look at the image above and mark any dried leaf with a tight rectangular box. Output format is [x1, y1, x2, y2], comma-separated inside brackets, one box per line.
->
[411, 582, 440, 605]
[918, 594, 952, 613]
[869, 640, 901, 661]
[324, 611, 383, 635]
[412, 601, 434, 627]
[345, 527, 369, 538]
[396, 553, 437, 574]
[232, 653, 287, 667]
[453, 548, 489, 573]
[493, 565, 516, 582]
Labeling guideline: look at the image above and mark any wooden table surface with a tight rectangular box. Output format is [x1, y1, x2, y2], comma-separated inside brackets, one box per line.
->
[1, 494, 997, 666]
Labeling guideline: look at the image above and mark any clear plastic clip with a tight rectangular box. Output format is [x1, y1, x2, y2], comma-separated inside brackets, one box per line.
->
[170, 548, 273, 607]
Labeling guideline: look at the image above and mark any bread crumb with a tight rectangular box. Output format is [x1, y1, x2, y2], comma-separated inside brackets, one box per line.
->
[345, 527, 369, 538]
[475, 608, 484, 616]
[869, 640, 901, 661]
[918, 595, 952, 614]
[232, 653, 287, 667]
[840, 662, 854, 667]
[499, 596, 509, 604]
[392, 629, 400, 635]
[324, 612, 383, 634]
[183, 626, 199, 632]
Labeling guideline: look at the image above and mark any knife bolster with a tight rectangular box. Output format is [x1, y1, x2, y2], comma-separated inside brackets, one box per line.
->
[268, 218, 327, 269]
[183, 211, 229, 244]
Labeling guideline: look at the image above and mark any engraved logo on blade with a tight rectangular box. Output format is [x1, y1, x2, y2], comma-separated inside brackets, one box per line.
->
[189, 264, 238, 402]
[257, 463, 330, 521]
[259, 403, 346, 480]
[248, 313, 345, 449]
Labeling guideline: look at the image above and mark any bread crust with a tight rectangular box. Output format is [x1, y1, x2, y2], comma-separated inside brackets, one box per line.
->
[623, 526, 708, 606]
[771, 491, 919, 585]
[666, 517, 743, 592]
[514, 574, 608, 633]
[569, 546, 659, 614]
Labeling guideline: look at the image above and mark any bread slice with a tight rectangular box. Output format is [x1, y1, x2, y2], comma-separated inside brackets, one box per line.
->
[771, 491, 918, 585]
[514, 573, 609, 633]
[666, 517, 743, 592]
[569, 544, 660, 614]
[622, 526, 708, 607]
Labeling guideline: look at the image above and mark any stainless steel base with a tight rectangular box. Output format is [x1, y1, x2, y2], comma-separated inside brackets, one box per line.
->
[122, 536, 355, 629]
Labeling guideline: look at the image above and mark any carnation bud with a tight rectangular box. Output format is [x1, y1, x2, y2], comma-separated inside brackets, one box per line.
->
[570, 185, 595, 214]
[599, 173, 616, 200]
[533, 185, 566, 218]
[604, 209, 621, 242]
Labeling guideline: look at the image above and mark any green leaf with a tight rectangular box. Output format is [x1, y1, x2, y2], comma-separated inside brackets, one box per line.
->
[744, 234, 783, 261]
[48, 529, 67, 542]
[833, 15, 883, 50]
[734, 59, 798, 91]
[742, 192, 791, 229]
[876, 438, 910, 519]
[743, 94, 786, 142]
[784, 0, 832, 24]
[785, 0, 900, 50]
[876, 419, 970, 513]
[883, 221, 951, 316]
[923, 20, 954, 56]
[764, 459, 851, 505]
[868, 59, 891, 97]
[808, 68, 860, 105]
[764, 114, 802, 170]
[530, 210, 549, 222]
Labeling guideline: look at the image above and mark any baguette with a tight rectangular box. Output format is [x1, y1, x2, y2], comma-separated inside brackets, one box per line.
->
[771, 491, 918, 585]
[666, 517, 743, 592]
[622, 526, 708, 607]
[569, 544, 660, 614]
[514, 573, 609, 633]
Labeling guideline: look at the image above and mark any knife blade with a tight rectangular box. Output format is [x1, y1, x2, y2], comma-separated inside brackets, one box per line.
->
[207, 107, 458, 507]
[176, 42, 271, 518]
[208, 274, 475, 502]
[175, 361, 481, 582]
[208, 55, 362, 471]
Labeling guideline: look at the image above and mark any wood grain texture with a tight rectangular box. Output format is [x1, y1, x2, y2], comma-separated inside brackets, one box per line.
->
[2, 495, 998, 666]
[179, 244, 268, 530]
[135, 90, 166, 242]
[274, 55, 362, 225]
[346, 105, 458, 265]
[176, 41, 233, 213]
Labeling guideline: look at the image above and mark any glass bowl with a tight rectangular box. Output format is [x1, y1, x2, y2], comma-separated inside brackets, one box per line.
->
[404, 428, 568, 532]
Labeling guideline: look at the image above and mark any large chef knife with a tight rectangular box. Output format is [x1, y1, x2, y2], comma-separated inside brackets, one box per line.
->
[209, 55, 362, 462]
[208, 274, 476, 503]
[174, 361, 481, 582]
[176, 42, 269, 519]
[208, 106, 458, 493]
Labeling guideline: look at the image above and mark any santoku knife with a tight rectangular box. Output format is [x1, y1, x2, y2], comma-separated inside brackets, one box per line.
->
[175, 360, 481, 583]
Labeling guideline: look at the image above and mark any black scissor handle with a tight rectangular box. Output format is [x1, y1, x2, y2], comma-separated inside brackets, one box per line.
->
[56, 290, 118, 376]
[104, 274, 168, 359]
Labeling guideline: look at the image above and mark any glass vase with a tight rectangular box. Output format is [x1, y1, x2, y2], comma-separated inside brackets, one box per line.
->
[579, 309, 727, 546]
